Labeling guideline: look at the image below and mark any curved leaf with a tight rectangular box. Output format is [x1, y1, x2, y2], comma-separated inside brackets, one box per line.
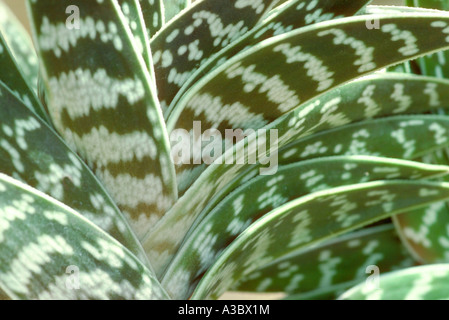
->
[27, 0, 178, 239]
[0, 173, 169, 300]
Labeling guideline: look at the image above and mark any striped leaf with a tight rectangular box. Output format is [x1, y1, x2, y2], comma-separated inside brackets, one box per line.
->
[339, 264, 449, 300]
[166, 11, 449, 192]
[191, 180, 449, 299]
[0, 31, 50, 123]
[167, 0, 370, 113]
[0, 1, 39, 92]
[140, 0, 164, 37]
[161, 156, 448, 298]
[144, 74, 449, 275]
[163, 0, 190, 22]
[236, 224, 415, 300]
[0, 74, 150, 267]
[0, 173, 169, 300]
[27, 0, 178, 239]
[151, 0, 281, 111]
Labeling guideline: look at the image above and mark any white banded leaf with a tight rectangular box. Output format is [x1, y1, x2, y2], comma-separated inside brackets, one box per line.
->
[167, 0, 370, 113]
[144, 74, 449, 274]
[339, 264, 449, 300]
[0, 173, 169, 300]
[162, 156, 448, 298]
[0, 75, 149, 267]
[235, 224, 414, 300]
[167, 12, 449, 192]
[27, 0, 178, 239]
[151, 0, 281, 111]
[191, 180, 449, 299]
[0, 31, 50, 123]
[0, 1, 39, 92]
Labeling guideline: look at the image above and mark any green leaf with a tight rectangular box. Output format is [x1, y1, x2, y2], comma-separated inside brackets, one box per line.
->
[0, 173, 169, 300]
[144, 73, 449, 275]
[163, 0, 190, 22]
[192, 180, 449, 299]
[139, 0, 164, 37]
[339, 264, 449, 300]
[168, 0, 370, 113]
[167, 11, 449, 192]
[151, 0, 281, 111]
[236, 224, 415, 300]
[0, 1, 39, 92]
[27, 0, 178, 239]
[0, 76, 150, 268]
[161, 156, 448, 298]
[0, 28, 50, 123]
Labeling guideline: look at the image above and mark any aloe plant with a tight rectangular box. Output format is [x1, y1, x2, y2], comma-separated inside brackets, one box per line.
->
[2, 0, 449, 300]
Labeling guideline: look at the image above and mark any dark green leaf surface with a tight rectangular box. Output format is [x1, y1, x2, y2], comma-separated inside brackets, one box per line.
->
[0, 174, 169, 300]
[140, 0, 164, 37]
[168, 0, 370, 113]
[27, 0, 178, 239]
[162, 156, 447, 298]
[236, 224, 415, 300]
[0, 77, 150, 267]
[167, 12, 449, 192]
[151, 0, 281, 111]
[339, 264, 449, 300]
[192, 180, 449, 299]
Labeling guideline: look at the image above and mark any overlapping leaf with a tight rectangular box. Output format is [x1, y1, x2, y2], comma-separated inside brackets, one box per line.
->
[0, 174, 169, 300]
[339, 264, 449, 300]
[0, 76, 150, 267]
[0, 1, 39, 92]
[191, 180, 449, 299]
[163, 0, 190, 22]
[167, 0, 370, 113]
[166, 11, 449, 192]
[151, 0, 281, 111]
[27, 0, 177, 239]
[161, 156, 448, 298]
[144, 73, 449, 275]
[236, 224, 415, 300]
[139, 0, 164, 37]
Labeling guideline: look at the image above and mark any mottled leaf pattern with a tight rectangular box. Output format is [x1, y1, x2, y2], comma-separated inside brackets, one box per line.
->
[0, 174, 169, 300]
[167, 12, 449, 192]
[192, 181, 449, 299]
[339, 264, 449, 300]
[0, 76, 150, 267]
[144, 73, 449, 275]
[236, 224, 415, 300]
[139, 0, 164, 37]
[168, 0, 370, 112]
[27, 0, 177, 239]
[162, 156, 448, 299]
[163, 0, 190, 22]
[0, 1, 39, 92]
[151, 0, 281, 111]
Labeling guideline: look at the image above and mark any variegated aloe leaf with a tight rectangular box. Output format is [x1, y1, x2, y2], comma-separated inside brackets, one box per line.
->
[339, 264, 449, 300]
[0, 31, 50, 124]
[191, 180, 449, 299]
[235, 224, 415, 300]
[27, 0, 177, 239]
[167, 0, 370, 112]
[139, 0, 164, 37]
[163, 0, 190, 22]
[144, 73, 449, 275]
[0, 0, 39, 92]
[0, 174, 169, 300]
[279, 115, 449, 164]
[151, 0, 281, 111]
[0, 74, 150, 267]
[161, 156, 448, 298]
[167, 11, 449, 193]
